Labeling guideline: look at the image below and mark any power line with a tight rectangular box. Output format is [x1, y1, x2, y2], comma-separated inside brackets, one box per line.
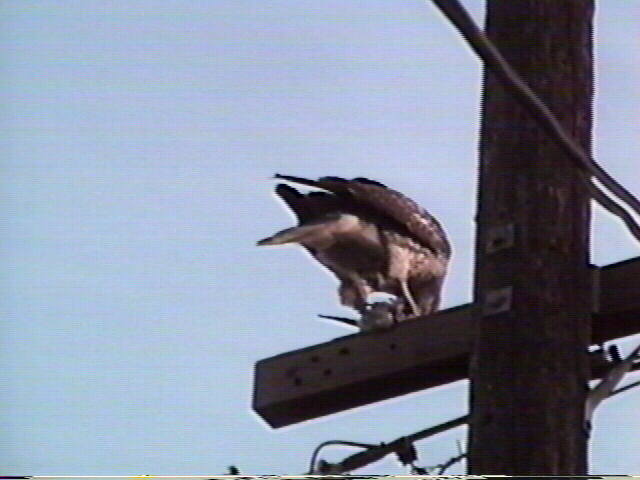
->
[310, 414, 468, 474]
[429, 0, 640, 244]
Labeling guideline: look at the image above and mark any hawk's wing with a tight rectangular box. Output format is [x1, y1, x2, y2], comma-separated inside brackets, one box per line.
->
[274, 183, 345, 227]
[274, 174, 451, 259]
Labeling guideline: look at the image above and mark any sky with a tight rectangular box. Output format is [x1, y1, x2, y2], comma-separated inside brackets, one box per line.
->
[1, 0, 639, 475]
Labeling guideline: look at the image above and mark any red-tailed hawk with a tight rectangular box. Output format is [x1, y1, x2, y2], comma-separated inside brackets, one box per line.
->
[257, 174, 450, 328]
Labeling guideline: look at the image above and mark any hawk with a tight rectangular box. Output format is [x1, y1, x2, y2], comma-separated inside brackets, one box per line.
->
[257, 174, 451, 327]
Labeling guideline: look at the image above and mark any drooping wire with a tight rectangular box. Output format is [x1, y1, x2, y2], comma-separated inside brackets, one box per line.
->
[311, 414, 468, 474]
[307, 439, 377, 474]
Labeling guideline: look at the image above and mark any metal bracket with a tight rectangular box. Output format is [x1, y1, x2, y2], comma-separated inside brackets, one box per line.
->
[483, 286, 513, 316]
[485, 223, 515, 254]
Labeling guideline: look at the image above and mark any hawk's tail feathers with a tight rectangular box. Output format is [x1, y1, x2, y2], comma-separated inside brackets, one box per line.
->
[256, 220, 330, 246]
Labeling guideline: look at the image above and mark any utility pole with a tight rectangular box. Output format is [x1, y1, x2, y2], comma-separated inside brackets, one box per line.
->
[469, 0, 594, 475]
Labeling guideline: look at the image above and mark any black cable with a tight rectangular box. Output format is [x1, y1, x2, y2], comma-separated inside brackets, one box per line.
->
[429, 0, 640, 244]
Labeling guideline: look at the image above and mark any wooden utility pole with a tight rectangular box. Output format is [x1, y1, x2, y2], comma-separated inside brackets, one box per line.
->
[469, 0, 594, 475]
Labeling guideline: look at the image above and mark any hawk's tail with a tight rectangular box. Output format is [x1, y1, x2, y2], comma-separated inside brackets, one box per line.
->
[256, 224, 317, 246]
[256, 213, 356, 246]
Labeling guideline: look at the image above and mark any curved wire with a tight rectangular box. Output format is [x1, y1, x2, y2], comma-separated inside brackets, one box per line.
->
[307, 439, 377, 474]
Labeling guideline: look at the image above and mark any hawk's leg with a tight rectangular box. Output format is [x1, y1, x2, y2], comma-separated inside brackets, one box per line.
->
[400, 279, 421, 317]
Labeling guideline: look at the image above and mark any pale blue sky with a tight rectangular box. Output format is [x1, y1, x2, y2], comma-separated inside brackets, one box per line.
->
[1, 0, 639, 475]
